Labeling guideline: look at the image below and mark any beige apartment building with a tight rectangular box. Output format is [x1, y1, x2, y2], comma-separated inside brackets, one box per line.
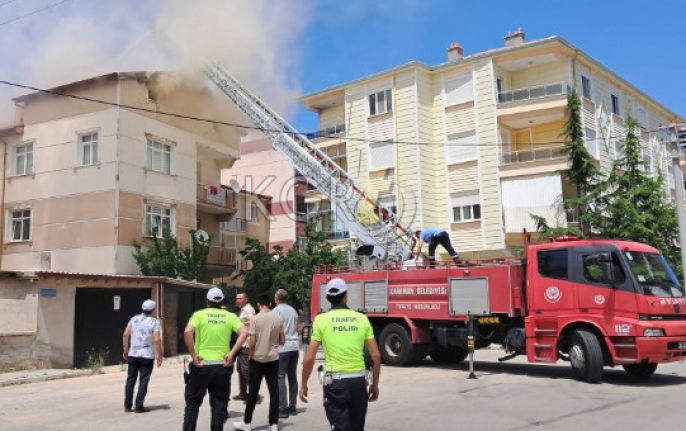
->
[0, 71, 270, 279]
[300, 30, 684, 258]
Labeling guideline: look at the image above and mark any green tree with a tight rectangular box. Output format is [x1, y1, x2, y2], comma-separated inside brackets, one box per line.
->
[560, 91, 601, 236]
[132, 229, 212, 281]
[584, 117, 680, 271]
[236, 217, 347, 311]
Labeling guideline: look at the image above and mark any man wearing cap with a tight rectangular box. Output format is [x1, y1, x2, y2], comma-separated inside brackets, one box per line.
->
[299, 278, 381, 431]
[122, 299, 162, 413]
[183, 287, 248, 431]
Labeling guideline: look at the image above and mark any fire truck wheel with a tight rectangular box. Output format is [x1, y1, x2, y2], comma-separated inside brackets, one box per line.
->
[569, 330, 604, 383]
[622, 363, 657, 379]
[379, 324, 417, 367]
[429, 347, 468, 364]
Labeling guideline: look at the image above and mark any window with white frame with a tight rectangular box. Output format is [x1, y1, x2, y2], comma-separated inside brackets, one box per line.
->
[611, 94, 621, 115]
[368, 141, 396, 170]
[368, 89, 392, 116]
[8, 209, 31, 242]
[79, 132, 99, 166]
[144, 204, 174, 237]
[581, 75, 592, 99]
[451, 191, 481, 222]
[146, 138, 172, 174]
[14, 143, 33, 176]
[249, 202, 259, 222]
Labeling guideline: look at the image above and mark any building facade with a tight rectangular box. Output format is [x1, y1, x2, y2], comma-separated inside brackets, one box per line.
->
[300, 31, 684, 259]
[0, 72, 269, 278]
[222, 133, 307, 252]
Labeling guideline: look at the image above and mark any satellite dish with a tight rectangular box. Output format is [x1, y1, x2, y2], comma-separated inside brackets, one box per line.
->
[229, 179, 241, 193]
[194, 229, 210, 242]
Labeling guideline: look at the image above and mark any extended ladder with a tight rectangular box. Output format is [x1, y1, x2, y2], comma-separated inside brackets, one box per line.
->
[205, 63, 414, 261]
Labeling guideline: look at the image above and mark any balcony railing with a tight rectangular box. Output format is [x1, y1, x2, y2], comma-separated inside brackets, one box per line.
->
[207, 246, 237, 266]
[325, 230, 350, 240]
[197, 184, 237, 211]
[220, 218, 246, 232]
[498, 82, 573, 104]
[305, 123, 346, 140]
[501, 145, 567, 165]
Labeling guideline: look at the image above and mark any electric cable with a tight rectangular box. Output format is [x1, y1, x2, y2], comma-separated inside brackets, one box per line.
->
[0, 0, 70, 27]
[0, 79, 674, 148]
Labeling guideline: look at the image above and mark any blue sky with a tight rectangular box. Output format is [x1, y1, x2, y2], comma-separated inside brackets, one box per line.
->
[0, 0, 684, 134]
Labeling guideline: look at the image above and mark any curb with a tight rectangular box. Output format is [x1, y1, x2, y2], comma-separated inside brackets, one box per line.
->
[0, 370, 92, 388]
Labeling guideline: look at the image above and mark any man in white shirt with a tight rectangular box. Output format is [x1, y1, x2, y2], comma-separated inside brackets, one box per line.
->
[122, 299, 162, 413]
[273, 289, 300, 419]
[233, 292, 256, 402]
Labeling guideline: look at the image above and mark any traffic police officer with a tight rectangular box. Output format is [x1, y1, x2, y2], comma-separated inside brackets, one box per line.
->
[299, 278, 381, 431]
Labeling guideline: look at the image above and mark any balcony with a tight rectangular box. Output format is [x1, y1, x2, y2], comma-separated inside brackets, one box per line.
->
[498, 82, 573, 105]
[207, 246, 238, 267]
[220, 217, 246, 232]
[497, 82, 571, 129]
[305, 123, 346, 141]
[501, 145, 567, 165]
[197, 184, 237, 215]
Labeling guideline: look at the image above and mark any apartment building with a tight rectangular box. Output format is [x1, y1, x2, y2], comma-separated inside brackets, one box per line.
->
[300, 30, 684, 259]
[221, 133, 307, 253]
[0, 71, 269, 279]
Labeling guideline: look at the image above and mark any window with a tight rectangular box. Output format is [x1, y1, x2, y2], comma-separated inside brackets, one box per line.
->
[14, 143, 33, 176]
[8, 209, 31, 242]
[446, 131, 478, 164]
[249, 202, 259, 222]
[368, 89, 392, 116]
[146, 138, 172, 174]
[451, 191, 481, 222]
[445, 73, 474, 105]
[538, 249, 569, 280]
[583, 253, 626, 284]
[368, 141, 396, 170]
[581, 75, 592, 99]
[611, 94, 621, 115]
[79, 132, 99, 166]
[144, 204, 174, 237]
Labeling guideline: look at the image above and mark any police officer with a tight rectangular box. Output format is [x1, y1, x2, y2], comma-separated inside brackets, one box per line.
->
[299, 278, 381, 431]
[183, 287, 248, 431]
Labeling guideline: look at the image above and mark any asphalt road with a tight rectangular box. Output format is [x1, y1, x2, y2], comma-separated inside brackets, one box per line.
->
[1, 350, 685, 431]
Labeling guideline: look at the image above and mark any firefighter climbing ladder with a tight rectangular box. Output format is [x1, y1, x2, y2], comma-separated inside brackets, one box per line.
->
[205, 62, 414, 261]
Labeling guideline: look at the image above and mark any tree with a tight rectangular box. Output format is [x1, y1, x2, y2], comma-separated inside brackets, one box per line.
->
[560, 91, 601, 236]
[583, 117, 681, 271]
[132, 229, 212, 281]
[529, 213, 583, 241]
[236, 217, 347, 311]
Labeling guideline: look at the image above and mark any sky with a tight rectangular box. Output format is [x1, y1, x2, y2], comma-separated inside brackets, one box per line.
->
[0, 0, 685, 133]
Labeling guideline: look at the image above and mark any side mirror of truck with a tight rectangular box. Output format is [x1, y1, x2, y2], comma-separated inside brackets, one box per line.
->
[602, 261, 616, 284]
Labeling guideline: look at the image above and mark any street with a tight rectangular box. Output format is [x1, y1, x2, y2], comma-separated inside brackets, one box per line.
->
[1, 350, 685, 431]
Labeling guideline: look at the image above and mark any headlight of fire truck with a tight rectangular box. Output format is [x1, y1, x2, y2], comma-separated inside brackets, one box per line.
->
[643, 328, 666, 337]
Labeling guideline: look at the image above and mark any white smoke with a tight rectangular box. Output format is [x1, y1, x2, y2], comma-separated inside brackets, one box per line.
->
[0, 0, 312, 123]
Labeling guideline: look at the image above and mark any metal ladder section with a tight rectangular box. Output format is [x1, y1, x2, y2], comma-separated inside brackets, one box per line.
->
[205, 63, 414, 261]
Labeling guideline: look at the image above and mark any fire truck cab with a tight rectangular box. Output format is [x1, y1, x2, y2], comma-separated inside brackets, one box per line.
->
[311, 238, 686, 382]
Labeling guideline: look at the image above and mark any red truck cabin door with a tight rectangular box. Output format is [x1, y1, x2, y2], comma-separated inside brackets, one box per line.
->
[571, 246, 639, 325]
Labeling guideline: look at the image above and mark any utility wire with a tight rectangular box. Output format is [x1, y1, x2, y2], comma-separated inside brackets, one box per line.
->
[0, 79, 670, 148]
[0, 0, 70, 27]
[0, 0, 22, 8]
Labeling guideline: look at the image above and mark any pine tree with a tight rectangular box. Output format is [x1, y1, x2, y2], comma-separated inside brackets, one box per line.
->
[561, 91, 600, 236]
[585, 117, 681, 271]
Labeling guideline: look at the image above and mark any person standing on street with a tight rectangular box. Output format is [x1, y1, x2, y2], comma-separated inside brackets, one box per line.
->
[299, 278, 381, 431]
[183, 287, 248, 431]
[233, 292, 257, 403]
[122, 299, 162, 413]
[413, 228, 460, 267]
[233, 294, 285, 431]
[273, 289, 300, 418]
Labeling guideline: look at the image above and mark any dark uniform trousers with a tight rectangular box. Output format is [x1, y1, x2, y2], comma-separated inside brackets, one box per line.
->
[183, 364, 232, 431]
[323, 376, 369, 431]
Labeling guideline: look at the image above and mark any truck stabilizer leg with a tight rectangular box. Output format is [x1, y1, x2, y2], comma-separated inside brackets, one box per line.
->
[498, 352, 518, 362]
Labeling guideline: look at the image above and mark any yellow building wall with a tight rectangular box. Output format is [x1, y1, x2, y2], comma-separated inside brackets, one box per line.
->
[450, 221, 483, 252]
[474, 59, 503, 250]
[417, 69, 444, 229]
[511, 61, 568, 89]
[445, 102, 475, 136]
[394, 69, 420, 228]
[319, 104, 345, 130]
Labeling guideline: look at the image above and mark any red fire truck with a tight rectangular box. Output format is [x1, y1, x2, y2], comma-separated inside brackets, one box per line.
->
[311, 236, 686, 382]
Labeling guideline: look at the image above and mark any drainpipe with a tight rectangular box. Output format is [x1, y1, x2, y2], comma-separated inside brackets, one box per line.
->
[0, 135, 8, 270]
[156, 281, 165, 356]
[114, 77, 122, 274]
